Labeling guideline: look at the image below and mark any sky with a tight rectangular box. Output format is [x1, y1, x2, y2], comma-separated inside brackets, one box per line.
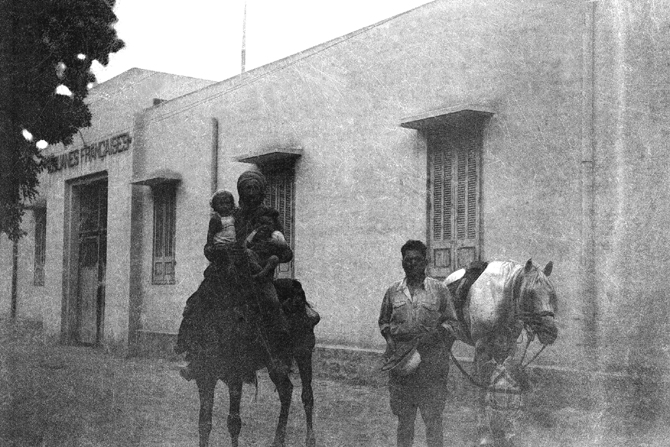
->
[92, 0, 435, 84]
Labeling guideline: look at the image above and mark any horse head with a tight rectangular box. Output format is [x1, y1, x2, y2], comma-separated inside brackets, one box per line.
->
[518, 259, 558, 345]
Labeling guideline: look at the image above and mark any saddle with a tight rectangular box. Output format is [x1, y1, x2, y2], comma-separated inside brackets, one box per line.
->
[452, 261, 489, 324]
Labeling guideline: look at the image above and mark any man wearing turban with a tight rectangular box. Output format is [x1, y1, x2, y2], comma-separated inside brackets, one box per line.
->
[203, 170, 293, 372]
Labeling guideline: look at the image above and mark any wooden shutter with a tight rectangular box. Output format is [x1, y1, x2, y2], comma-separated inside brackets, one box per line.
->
[152, 186, 176, 284]
[428, 127, 481, 277]
[262, 168, 295, 279]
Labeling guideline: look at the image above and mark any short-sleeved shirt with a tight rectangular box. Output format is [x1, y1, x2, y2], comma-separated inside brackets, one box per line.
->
[378, 277, 460, 342]
[378, 276, 460, 384]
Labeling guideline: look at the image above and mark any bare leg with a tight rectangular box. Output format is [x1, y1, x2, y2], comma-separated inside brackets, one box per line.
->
[268, 367, 294, 447]
[227, 380, 243, 447]
[196, 375, 217, 447]
[295, 351, 316, 447]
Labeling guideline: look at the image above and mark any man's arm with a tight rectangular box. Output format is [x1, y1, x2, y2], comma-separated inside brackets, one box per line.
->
[437, 282, 467, 343]
[378, 288, 395, 355]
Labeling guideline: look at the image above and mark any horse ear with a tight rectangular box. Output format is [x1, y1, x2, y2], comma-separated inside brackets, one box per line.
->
[524, 258, 533, 273]
[543, 261, 553, 277]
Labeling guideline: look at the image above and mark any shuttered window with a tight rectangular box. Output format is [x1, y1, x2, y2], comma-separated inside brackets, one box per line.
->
[152, 186, 176, 284]
[262, 166, 295, 279]
[33, 208, 46, 286]
[428, 126, 481, 277]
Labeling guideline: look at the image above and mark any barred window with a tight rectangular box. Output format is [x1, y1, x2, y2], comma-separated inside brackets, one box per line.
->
[34, 208, 46, 286]
[262, 166, 295, 279]
[152, 186, 176, 284]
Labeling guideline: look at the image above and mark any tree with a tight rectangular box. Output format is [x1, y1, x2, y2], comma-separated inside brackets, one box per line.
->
[0, 0, 124, 240]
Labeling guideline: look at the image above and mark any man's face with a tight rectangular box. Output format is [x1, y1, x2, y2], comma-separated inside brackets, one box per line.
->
[240, 181, 263, 207]
[402, 249, 427, 278]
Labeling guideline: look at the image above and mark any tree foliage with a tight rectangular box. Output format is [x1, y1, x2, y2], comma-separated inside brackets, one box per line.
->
[0, 0, 124, 240]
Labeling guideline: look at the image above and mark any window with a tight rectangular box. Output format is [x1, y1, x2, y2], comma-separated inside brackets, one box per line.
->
[262, 165, 295, 279]
[427, 125, 482, 277]
[33, 207, 46, 286]
[152, 186, 176, 284]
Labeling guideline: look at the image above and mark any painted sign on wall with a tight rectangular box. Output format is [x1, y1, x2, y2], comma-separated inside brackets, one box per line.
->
[47, 133, 132, 173]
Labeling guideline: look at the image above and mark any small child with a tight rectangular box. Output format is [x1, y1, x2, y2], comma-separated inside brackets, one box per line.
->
[208, 190, 238, 277]
[244, 215, 286, 276]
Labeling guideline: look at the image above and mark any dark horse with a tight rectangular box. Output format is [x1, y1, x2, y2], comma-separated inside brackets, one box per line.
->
[186, 277, 319, 447]
[445, 259, 558, 446]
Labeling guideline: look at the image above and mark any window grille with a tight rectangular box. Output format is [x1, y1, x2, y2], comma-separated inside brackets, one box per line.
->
[152, 186, 176, 284]
[262, 167, 295, 279]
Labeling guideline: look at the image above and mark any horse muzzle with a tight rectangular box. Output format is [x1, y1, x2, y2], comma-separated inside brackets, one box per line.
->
[535, 315, 558, 345]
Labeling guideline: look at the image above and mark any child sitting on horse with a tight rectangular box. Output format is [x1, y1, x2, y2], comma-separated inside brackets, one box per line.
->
[176, 192, 290, 380]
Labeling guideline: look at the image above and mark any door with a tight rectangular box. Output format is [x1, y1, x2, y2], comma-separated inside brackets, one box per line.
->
[428, 126, 481, 278]
[75, 180, 107, 344]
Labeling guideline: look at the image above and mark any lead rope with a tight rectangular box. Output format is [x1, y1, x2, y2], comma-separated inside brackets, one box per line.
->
[449, 329, 548, 391]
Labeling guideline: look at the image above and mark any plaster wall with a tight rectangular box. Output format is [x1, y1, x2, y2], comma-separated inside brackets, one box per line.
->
[592, 1, 670, 375]
[139, 0, 587, 368]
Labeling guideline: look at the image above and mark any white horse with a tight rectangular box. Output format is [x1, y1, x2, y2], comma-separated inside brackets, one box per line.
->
[445, 259, 558, 447]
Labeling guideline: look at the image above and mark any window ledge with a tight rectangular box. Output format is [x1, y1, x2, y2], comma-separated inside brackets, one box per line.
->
[234, 147, 303, 165]
[400, 105, 494, 130]
[131, 169, 182, 187]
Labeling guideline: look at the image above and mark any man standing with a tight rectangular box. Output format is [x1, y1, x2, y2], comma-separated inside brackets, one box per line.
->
[379, 240, 463, 447]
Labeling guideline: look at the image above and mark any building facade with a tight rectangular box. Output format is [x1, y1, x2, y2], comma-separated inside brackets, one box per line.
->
[2, 0, 670, 389]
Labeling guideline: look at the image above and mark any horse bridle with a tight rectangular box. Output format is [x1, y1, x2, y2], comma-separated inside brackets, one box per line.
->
[511, 268, 555, 339]
[449, 267, 554, 390]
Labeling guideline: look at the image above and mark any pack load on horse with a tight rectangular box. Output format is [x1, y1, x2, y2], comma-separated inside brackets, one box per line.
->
[175, 170, 320, 447]
[445, 259, 558, 447]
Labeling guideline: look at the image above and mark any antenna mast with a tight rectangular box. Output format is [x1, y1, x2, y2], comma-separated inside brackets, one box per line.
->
[241, 0, 247, 73]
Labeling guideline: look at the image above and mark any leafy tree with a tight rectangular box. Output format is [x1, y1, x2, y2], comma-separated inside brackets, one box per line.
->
[0, 0, 124, 240]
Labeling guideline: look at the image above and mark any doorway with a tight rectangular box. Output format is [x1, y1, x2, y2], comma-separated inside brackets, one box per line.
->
[67, 176, 108, 345]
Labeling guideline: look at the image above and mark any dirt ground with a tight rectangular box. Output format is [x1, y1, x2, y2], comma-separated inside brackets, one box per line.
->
[0, 321, 667, 447]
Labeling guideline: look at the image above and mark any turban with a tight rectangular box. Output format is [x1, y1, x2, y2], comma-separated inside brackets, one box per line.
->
[237, 170, 267, 199]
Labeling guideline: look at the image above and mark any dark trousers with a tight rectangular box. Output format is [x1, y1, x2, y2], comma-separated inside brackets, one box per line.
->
[390, 375, 448, 447]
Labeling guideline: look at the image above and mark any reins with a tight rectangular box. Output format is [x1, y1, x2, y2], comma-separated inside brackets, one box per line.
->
[449, 331, 546, 391]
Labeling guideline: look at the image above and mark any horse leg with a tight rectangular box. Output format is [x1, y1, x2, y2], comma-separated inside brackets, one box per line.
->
[227, 379, 244, 447]
[268, 367, 294, 447]
[474, 339, 495, 447]
[196, 374, 217, 447]
[295, 351, 316, 447]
